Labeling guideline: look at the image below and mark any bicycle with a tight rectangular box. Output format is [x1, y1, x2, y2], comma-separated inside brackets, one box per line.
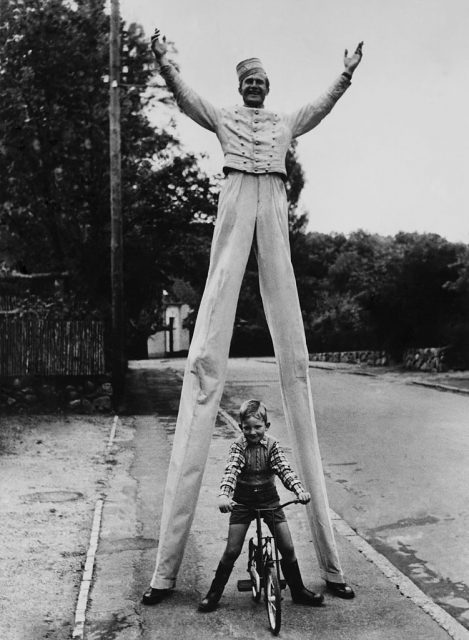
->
[236, 499, 300, 635]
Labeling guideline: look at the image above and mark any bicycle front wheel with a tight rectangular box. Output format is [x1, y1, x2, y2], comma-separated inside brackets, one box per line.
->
[264, 566, 281, 635]
[248, 539, 262, 602]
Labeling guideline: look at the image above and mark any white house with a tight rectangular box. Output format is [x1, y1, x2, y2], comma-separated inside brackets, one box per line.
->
[147, 301, 191, 358]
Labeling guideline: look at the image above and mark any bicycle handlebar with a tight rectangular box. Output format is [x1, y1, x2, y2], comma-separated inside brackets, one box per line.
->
[233, 498, 302, 512]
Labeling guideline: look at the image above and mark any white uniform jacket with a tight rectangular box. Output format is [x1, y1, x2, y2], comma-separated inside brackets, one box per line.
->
[160, 63, 351, 176]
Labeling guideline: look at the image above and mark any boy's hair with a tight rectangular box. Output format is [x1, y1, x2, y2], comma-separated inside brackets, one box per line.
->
[239, 399, 268, 425]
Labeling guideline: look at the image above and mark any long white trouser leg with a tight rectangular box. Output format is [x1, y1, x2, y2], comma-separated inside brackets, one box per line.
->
[255, 174, 344, 583]
[150, 172, 257, 589]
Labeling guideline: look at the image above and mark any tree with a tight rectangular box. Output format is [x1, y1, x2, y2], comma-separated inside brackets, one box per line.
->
[303, 231, 391, 351]
[365, 232, 468, 355]
[443, 248, 469, 366]
[301, 230, 469, 358]
[0, 0, 218, 350]
[1, 0, 115, 283]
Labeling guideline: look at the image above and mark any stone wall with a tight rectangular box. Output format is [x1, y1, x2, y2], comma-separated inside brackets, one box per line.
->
[309, 347, 449, 372]
[0, 375, 113, 414]
[402, 347, 448, 372]
[309, 350, 391, 366]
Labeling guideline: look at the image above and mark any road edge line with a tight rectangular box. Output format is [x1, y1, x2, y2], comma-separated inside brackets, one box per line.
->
[72, 499, 104, 639]
[107, 414, 119, 450]
[218, 407, 240, 435]
[71, 414, 119, 639]
[219, 405, 469, 640]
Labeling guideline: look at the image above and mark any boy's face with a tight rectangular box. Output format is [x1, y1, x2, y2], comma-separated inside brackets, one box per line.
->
[240, 415, 269, 445]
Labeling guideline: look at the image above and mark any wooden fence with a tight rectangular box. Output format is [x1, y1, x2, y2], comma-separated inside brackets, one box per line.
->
[0, 316, 106, 376]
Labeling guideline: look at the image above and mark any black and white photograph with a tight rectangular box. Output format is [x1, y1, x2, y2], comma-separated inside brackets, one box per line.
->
[1, 1, 468, 638]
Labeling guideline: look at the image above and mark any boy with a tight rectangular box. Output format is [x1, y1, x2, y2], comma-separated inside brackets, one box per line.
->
[199, 399, 323, 612]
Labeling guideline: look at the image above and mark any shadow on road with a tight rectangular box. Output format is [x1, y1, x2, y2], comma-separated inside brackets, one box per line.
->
[122, 366, 182, 415]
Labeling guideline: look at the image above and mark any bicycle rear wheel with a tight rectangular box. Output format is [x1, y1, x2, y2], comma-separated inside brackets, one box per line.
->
[264, 565, 281, 635]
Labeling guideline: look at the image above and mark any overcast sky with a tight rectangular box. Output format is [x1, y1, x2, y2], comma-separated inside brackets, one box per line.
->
[119, 0, 469, 244]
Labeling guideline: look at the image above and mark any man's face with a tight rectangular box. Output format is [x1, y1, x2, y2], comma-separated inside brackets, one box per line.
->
[239, 73, 269, 108]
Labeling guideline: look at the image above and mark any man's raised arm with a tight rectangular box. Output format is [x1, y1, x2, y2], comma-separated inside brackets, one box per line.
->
[289, 41, 364, 138]
[151, 28, 219, 132]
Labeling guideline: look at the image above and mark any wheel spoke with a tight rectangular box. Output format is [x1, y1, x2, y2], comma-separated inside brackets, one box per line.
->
[264, 567, 282, 634]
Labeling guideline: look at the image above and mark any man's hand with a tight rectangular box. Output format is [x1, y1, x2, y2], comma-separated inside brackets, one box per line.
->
[344, 41, 364, 75]
[151, 28, 168, 61]
[218, 495, 234, 513]
[297, 491, 311, 504]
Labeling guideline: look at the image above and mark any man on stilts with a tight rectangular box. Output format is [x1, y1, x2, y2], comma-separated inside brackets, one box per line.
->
[143, 28, 364, 605]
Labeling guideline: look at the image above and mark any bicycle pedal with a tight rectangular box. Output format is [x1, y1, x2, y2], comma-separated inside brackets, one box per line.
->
[237, 579, 253, 592]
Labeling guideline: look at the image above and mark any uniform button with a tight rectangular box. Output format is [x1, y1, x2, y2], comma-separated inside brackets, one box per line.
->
[243, 160, 247, 164]
[254, 120, 258, 124]
[255, 110, 259, 114]
[255, 141, 260, 145]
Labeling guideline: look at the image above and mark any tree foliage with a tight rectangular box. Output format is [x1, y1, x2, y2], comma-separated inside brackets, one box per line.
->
[0, 0, 218, 350]
[303, 230, 469, 359]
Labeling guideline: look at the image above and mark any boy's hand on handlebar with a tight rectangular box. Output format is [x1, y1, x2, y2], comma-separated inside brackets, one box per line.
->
[297, 491, 311, 504]
[218, 495, 234, 513]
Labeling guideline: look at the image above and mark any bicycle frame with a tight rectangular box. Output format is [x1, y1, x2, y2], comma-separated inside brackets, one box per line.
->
[236, 499, 300, 635]
[238, 499, 300, 590]
[253, 505, 281, 587]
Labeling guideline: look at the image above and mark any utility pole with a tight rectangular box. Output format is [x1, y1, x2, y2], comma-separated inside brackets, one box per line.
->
[109, 0, 125, 401]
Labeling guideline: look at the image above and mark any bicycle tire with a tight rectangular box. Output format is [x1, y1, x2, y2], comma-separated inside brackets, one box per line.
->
[248, 539, 262, 602]
[264, 565, 281, 635]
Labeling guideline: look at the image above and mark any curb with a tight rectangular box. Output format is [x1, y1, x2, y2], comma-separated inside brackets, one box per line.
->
[410, 381, 469, 395]
[308, 361, 469, 396]
[332, 514, 469, 640]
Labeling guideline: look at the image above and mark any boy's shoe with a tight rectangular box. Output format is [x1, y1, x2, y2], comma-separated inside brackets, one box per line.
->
[198, 591, 222, 612]
[291, 587, 324, 606]
[197, 561, 234, 613]
[141, 587, 172, 605]
[280, 559, 324, 606]
[325, 581, 355, 599]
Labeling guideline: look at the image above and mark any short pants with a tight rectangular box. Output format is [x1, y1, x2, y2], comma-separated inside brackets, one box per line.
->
[230, 481, 287, 527]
